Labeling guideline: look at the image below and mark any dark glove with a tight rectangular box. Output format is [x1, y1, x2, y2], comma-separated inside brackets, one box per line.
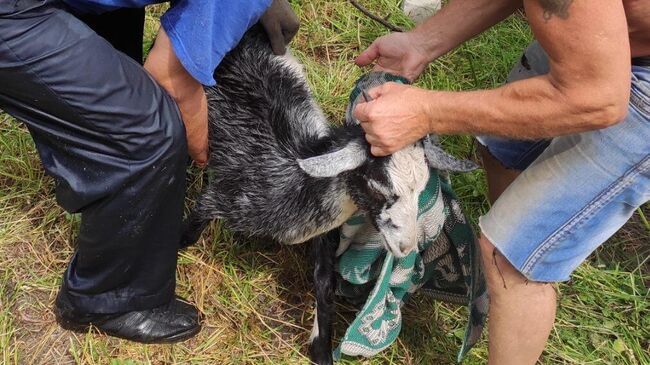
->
[260, 0, 300, 55]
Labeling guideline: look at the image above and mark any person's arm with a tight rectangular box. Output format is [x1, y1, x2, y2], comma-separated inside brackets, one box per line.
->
[356, 0, 521, 81]
[144, 0, 298, 165]
[411, 0, 522, 61]
[432, 0, 631, 138]
[355, 0, 631, 156]
[624, 0, 650, 58]
[144, 27, 209, 165]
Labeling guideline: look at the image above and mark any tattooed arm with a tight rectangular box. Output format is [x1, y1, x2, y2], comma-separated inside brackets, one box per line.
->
[460, 0, 631, 137]
[354, 0, 631, 155]
[444, 0, 631, 138]
[538, 0, 572, 20]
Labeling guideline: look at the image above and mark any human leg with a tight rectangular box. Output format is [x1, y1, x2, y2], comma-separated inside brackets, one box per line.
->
[478, 138, 557, 365]
[478, 235, 557, 365]
[0, 0, 199, 341]
[477, 44, 650, 364]
[478, 143, 521, 204]
[479, 112, 650, 362]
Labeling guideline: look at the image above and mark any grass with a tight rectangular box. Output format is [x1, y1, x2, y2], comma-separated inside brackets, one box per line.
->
[0, 1, 648, 364]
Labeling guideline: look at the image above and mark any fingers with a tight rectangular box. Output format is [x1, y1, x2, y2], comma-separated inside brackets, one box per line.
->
[355, 42, 379, 66]
[353, 100, 371, 122]
[188, 130, 209, 167]
[353, 85, 388, 122]
[364, 83, 393, 103]
[363, 126, 392, 157]
[185, 101, 209, 167]
[189, 145, 208, 167]
[359, 113, 391, 157]
[372, 63, 392, 74]
[261, 0, 300, 55]
[367, 84, 388, 99]
[282, 19, 300, 45]
[354, 85, 404, 157]
[353, 84, 388, 122]
[363, 131, 379, 145]
[268, 24, 288, 55]
[192, 151, 208, 167]
[370, 145, 390, 157]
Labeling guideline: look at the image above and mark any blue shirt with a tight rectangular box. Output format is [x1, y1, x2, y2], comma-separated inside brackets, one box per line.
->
[64, 0, 272, 85]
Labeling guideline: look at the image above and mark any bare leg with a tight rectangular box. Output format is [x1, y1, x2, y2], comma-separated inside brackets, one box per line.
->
[480, 236, 556, 365]
[479, 144, 557, 364]
[479, 144, 522, 204]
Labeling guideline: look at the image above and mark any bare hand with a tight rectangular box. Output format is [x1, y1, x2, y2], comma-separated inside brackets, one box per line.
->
[353, 82, 433, 156]
[145, 28, 208, 166]
[355, 32, 432, 82]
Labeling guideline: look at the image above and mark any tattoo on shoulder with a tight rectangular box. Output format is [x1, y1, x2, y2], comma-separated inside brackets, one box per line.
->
[539, 0, 573, 20]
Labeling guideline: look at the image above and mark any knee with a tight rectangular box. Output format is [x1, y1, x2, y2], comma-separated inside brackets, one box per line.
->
[134, 94, 187, 167]
[479, 234, 523, 283]
[158, 95, 187, 162]
[479, 235, 556, 300]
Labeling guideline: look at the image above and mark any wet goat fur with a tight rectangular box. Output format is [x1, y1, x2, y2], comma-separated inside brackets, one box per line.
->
[188, 30, 359, 245]
[183, 25, 429, 365]
[182, 26, 346, 365]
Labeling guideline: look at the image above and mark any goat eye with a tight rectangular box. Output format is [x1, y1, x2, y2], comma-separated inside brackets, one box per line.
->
[385, 194, 399, 209]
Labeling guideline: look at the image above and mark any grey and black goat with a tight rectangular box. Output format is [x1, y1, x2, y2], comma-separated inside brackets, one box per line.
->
[182, 25, 476, 364]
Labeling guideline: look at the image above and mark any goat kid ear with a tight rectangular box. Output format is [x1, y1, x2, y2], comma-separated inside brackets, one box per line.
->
[298, 141, 367, 178]
[423, 135, 479, 172]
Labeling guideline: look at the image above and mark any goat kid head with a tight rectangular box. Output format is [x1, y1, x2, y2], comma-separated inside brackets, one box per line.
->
[298, 139, 429, 258]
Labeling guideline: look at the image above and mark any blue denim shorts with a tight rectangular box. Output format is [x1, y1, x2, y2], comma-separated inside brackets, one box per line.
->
[477, 42, 650, 282]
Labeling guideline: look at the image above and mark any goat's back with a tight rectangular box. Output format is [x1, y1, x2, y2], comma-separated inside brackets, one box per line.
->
[199, 26, 349, 243]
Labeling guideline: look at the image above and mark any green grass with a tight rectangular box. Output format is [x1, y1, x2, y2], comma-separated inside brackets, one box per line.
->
[0, 1, 649, 364]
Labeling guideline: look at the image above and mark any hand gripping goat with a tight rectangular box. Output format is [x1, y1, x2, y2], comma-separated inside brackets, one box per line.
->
[182, 25, 477, 364]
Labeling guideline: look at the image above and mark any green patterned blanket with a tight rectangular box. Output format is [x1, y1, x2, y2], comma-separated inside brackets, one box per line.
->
[333, 73, 488, 362]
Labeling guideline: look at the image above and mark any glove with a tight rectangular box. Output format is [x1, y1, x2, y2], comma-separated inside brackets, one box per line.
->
[260, 0, 300, 55]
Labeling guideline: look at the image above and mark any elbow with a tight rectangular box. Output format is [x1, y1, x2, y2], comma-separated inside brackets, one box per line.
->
[599, 103, 628, 128]
[592, 97, 629, 129]
[568, 90, 629, 130]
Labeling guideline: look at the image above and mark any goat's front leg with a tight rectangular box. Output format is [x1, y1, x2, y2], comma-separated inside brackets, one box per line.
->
[180, 200, 211, 249]
[308, 231, 338, 365]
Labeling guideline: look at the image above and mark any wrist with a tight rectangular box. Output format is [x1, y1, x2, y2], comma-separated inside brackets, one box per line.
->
[410, 17, 453, 61]
[415, 88, 437, 134]
[409, 28, 441, 62]
[421, 90, 449, 135]
[144, 27, 205, 104]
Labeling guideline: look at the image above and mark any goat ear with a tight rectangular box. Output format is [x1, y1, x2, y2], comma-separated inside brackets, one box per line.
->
[423, 135, 479, 172]
[298, 141, 367, 177]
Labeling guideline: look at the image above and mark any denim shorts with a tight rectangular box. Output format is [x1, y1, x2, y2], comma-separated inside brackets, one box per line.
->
[477, 42, 650, 282]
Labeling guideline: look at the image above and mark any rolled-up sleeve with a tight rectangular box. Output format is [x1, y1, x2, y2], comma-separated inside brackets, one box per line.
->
[161, 0, 272, 86]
